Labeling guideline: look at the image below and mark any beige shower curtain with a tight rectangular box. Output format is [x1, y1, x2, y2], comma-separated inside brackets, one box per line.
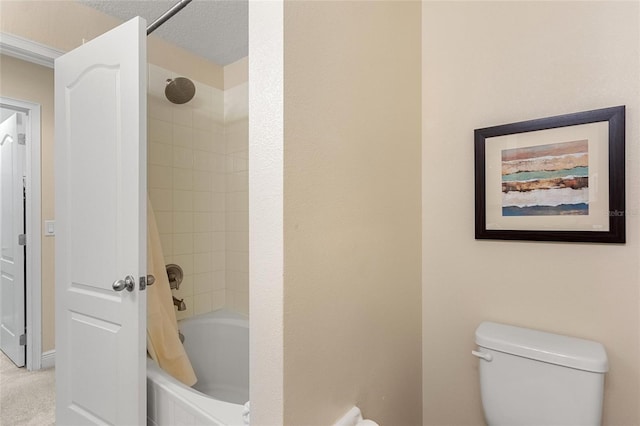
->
[147, 198, 197, 386]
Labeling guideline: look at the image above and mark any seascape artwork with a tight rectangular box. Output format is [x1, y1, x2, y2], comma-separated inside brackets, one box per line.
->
[501, 140, 589, 216]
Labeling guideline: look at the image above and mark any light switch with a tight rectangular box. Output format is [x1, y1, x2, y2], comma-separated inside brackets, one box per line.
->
[44, 220, 55, 236]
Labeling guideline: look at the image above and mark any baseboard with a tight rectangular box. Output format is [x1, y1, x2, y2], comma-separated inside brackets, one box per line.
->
[41, 350, 55, 369]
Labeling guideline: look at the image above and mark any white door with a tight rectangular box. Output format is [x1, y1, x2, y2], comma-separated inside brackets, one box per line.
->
[55, 17, 147, 425]
[0, 112, 26, 367]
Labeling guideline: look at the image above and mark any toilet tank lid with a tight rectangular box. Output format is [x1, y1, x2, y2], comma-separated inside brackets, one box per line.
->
[475, 322, 609, 373]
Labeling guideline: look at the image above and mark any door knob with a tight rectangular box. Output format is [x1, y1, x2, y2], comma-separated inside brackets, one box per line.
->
[139, 274, 155, 290]
[112, 275, 135, 292]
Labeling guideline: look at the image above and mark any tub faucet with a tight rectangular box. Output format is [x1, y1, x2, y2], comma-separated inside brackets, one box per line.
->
[173, 296, 186, 311]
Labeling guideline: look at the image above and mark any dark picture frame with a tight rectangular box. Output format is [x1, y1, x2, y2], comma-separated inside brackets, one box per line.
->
[475, 106, 625, 243]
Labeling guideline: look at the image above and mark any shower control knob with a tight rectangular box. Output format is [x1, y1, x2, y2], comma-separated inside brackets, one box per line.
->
[112, 275, 135, 292]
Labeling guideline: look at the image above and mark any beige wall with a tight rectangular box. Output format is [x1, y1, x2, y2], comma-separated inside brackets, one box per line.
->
[283, 1, 422, 424]
[0, 54, 55, 352]
[422, 2, 640, 425]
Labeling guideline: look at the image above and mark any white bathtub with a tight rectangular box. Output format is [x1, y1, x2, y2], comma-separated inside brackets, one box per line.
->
[147, 309, 249, 426]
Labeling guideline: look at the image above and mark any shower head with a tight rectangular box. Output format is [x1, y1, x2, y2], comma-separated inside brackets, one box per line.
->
[165, 77, 196, 104]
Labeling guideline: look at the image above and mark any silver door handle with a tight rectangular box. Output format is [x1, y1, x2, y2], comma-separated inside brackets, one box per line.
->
[139, 274, 155, 291]
[112, 275, 135, 292]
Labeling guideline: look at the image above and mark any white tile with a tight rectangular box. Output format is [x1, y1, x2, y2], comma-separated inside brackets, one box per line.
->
[193, 272, 214, 295]
[212, 232, 226, 252]
[227, 171, 248, 193]
[212, 194, 226, 212]
[227, 270, 249, 292]
[193, 170, 213, 192]
[193, 81, 213, 110]
[212, 212, 226, 232]
[211, 132, 226, 155]
[211, 290, 226, 310]
[226, 191, 248, 212]
[235, 149, 248, 160]
[148, 64, 172, 99]
[173, 212, 194, 233]
[193, 252, 212, 274]
[172, 104, 193, 127]
[173, 146, 194, 169]
[193, 212, 212, 233]
[224, 84, 248, 123]
[225, 155, 235, 174]
[233, 156, 248, 172]
[193, 232, 213, 253]
[193, 191, 213, 212]
[211, 91, 225, 123]
[212, 271, 226, 290]
[149, 188, 172, 212]
[212, 173, 226, 193]
[154, 211, 173, 235]
[211, 251, 225, 271]
[149, 142, 173, 167]
[173, 190, 193, 212]
[212, 153, 226, 173]
[225, 122, 248, 154]
[212, 270, 226, 289]
[226, 231, 248, 251]
[228, 290, 249, 316]
[193, 150, 215, 171]
[193, 129, 213, 152]
[149, 119, 173, 144]
[148, 96, 173, 122]
[226, 210, 249, 232]
[173, 233, 193, 255]
[172, 124, 193, 149]
[193, 108, 213, 131]
[149, 164, 172, 190]
[173, 168, 193, 190]
[173, 255, 194, 276]
[193, 292, 213, 315]
[227, 251, 248, 272]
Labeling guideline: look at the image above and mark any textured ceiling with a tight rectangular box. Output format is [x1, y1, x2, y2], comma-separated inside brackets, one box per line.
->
[78, 0, 248, 66]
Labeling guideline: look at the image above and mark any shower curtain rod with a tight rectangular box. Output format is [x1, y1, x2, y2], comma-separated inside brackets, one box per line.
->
[146, 0, 193, 36]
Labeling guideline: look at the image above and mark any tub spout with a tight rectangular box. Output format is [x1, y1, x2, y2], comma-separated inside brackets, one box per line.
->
[173, 296, 186, 311]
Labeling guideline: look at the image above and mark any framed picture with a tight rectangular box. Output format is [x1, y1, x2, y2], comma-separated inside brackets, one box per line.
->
[475, 106, 625, 243]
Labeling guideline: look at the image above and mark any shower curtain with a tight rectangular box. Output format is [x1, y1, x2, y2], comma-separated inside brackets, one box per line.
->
[147, 198, 197, 386]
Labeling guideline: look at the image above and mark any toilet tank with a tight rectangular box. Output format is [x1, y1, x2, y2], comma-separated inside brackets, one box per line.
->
[474, 322, 608, 426]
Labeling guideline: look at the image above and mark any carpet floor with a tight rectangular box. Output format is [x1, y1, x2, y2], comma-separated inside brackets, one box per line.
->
[0, 351, 55, 425]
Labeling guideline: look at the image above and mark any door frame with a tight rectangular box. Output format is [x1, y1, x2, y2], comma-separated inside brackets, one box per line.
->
[1, 31, 62, 371]
[0, 96, 42, 371]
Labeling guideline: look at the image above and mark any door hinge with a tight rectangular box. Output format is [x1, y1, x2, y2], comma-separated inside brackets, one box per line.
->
[18, 133, 26, 145]
[19, 334, 26, 346]
[18, 234, 26, 246]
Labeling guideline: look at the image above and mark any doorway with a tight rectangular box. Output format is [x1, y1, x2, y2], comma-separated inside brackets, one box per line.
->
[0, 97, 42, 371]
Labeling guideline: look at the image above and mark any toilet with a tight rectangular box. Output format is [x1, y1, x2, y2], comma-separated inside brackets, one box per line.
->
[473, 321, 609, 425]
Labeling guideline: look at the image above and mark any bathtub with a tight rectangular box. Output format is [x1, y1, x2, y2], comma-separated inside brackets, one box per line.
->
[147, 309, 249, 426]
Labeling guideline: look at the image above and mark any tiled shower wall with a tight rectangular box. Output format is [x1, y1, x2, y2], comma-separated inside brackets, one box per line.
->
[147, 63, 248, 319]
[224, 83, 249, 314]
